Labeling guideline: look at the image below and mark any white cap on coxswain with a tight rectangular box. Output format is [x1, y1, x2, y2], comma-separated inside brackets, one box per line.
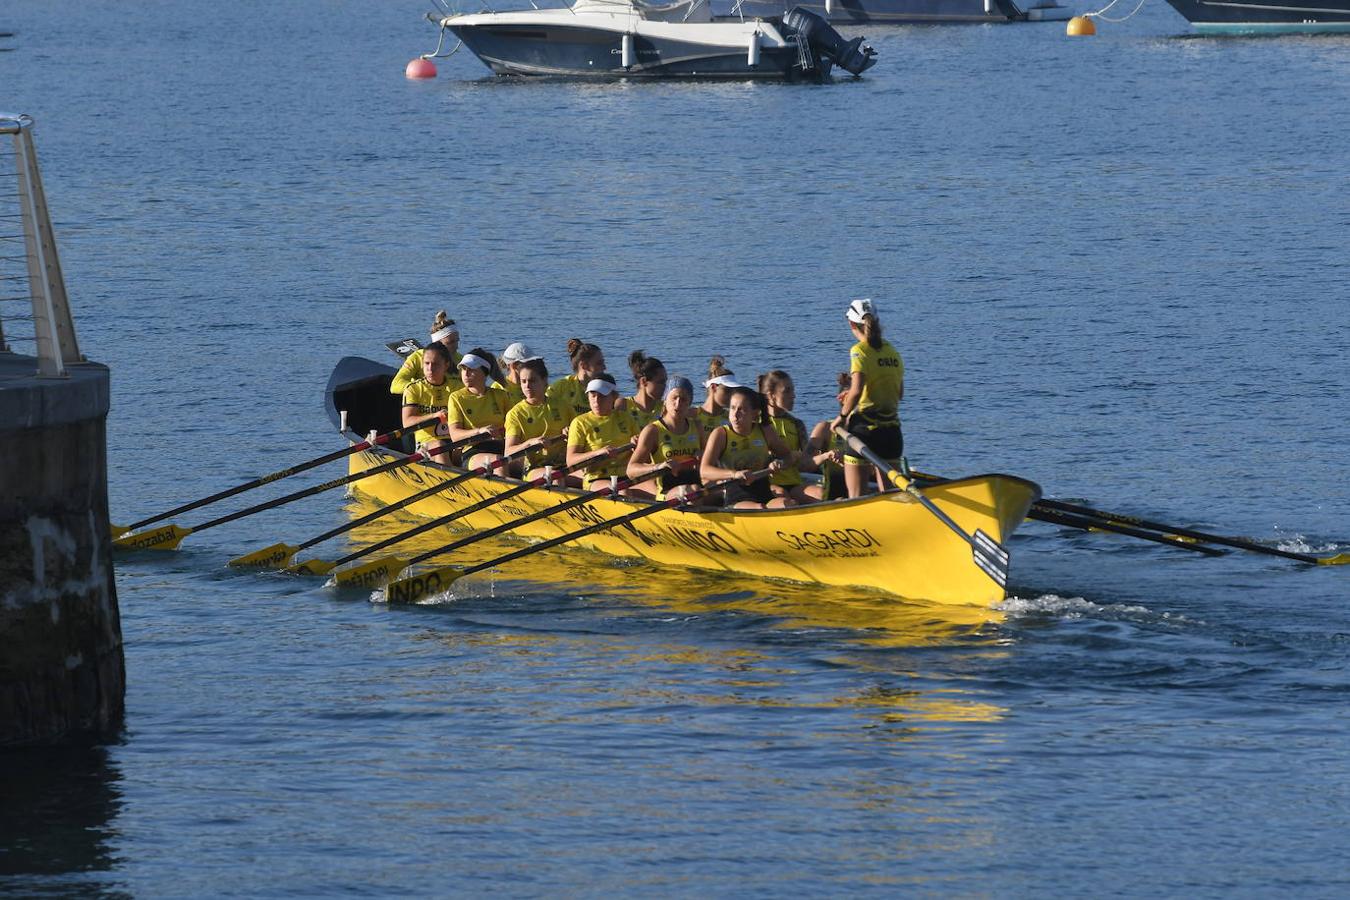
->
[501, 341, 539, 364]
[585, 376, 618, 396]
[846, 297, 877, 324]
[703, 374, 742, 390]
[458, 353, 491, 371]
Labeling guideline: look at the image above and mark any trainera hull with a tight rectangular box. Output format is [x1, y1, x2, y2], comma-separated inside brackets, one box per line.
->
[345, 443, 1041, 608]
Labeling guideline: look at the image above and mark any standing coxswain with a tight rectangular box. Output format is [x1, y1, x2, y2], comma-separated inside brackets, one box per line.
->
[832, 298, 904, 498]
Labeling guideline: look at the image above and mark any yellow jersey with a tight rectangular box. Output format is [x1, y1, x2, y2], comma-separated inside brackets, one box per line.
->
[767, 414, 807, 487]
[568, 410, 638, 487]
[504, 398, 568, 468]
[718, 424, 771, 472]
[649, 417, 701, 466]
[625, 397, 662, 432]
[401, 378, 452, 446]
[546, 374, 590, 421]
[446, 386, 511, 432]
[849, 339, 903, 426]
[390, 347, 462, 395]
[692, 406, 725, 438]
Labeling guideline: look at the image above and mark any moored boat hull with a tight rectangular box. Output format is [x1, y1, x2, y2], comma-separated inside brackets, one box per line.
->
[1160, 0, 1350, 32]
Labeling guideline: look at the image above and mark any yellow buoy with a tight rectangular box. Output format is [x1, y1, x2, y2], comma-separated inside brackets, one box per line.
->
[1066, 15, 1097, 35]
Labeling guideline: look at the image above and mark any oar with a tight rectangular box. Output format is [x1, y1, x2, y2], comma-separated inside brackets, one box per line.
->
[229, 435, 565, 570]
[833, 426, 1009, 588]
[907, 470, 1225, 558]
[284, 440, 623, 578]
[332, 458, 681, 590]
[110, 412, 444, 538]
[1033, 498, 1350, 566]
[113, 432, 486, 551]
[380, 467, 770, 604]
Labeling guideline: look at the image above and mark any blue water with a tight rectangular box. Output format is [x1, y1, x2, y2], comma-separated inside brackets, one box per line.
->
[4, 0, 1350, 893]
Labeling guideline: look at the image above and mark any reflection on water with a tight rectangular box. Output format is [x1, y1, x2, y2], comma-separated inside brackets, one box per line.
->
[0, 746, 126, 897]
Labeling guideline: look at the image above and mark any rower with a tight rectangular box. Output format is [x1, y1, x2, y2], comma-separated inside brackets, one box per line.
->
[694, 355, 740, 436]
[700, 387, 798, 509]
[833, 298, 904, 498]
[390, 310, 463, 395]
[497, 341, 539, 406]
[565, 373, 639, 492]
[624, 350, 668, 431]
[400, 342, 456, 461]
[547, 338, 606, 423]
[627, 375, 703, 501]
[760, 369, 828, 504]
[446, 349, 512, 472]
[807, 372, 852, 501]
[504, 357, 569, 481]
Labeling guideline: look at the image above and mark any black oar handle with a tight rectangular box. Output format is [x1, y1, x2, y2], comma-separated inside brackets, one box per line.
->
[124, 413, 444, 530]
[1034, 498, 1320, 564]
[1030, 507, 1225, 557]
[329, 438, 575, 566]
[191, 452, 428, 534]
[407, 463, 672, 568]
[453, 469, 768, 583]
[294, 434, 559, 552]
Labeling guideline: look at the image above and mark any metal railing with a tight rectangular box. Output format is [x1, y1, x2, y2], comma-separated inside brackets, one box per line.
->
[0, 113, 81, 377]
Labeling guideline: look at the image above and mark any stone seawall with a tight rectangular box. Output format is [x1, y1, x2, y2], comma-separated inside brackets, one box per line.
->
[0, 353, 123, 746]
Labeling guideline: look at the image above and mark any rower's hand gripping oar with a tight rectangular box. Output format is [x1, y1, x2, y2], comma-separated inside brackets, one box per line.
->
[113, 427, 487, 551]
[334, 452, 683, 590]
[284, 436, 592, 578]
[229, 434, 566, 570]
[109, 412, 446, 539]
[381, 465, 768, 605]
[833, 426, 1010, 588]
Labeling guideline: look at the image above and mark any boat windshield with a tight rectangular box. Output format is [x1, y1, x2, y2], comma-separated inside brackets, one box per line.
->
[570, 0, 713, 21]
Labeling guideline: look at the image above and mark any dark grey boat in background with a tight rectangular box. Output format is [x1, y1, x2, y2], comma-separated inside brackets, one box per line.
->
[710, 0, 1072, 24]
[1158, 0, 1350, 33]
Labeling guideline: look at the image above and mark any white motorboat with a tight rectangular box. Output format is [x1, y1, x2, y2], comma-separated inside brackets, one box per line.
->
[426, 0, 877, 80]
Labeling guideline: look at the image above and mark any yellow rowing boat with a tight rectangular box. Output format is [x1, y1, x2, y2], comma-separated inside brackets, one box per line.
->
[329, 357, 1042, 608]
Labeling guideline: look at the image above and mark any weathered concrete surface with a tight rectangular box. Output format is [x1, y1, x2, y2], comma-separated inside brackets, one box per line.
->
[1, 351, 123, 746]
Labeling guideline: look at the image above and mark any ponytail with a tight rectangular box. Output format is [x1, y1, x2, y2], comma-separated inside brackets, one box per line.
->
[860, 314, 883, 350]
[566, 337, 602, 373]
[629, 349, 665, 384]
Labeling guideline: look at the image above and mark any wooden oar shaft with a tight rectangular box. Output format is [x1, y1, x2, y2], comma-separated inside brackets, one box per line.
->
[124, 413, 443, 530]
[406, 464, 671, 569]
[451, 469, 768, 584]
[294, 435, 563, 554]
[1034, 498, 1325, 564]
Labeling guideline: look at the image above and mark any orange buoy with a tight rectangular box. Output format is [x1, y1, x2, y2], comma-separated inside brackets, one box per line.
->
[1066, 15, 1097, 35]
[405, 57, 437, 79]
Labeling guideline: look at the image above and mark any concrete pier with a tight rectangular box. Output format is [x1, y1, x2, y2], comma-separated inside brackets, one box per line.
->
[0, 352, 124, 746]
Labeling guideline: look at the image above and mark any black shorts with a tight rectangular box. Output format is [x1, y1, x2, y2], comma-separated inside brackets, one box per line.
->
[725, 477, 773, 506]
[660, 468, 701, 492]
[843, 415, 903, 464]
[466, 439, 505, 458]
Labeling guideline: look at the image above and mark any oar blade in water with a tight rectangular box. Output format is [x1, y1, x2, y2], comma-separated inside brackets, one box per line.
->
[112, 524, 192, 551]
[284, 558, 338, 577]
[333, 556, 409, 589]
[385, 565, 464, 605]
[971, 529, 1009, 588]
[228, 542, 298, 569]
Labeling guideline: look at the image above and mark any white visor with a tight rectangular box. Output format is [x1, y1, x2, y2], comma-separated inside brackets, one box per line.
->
[458, 353, 491, 372]
[703, 374, 742, 390]
[586, 378, 618, 396]
[431, 325, 459, 343]
[846, 298, 876, 324]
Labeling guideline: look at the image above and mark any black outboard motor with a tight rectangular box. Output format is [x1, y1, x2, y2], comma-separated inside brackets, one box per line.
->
[783, 6, 877, 77]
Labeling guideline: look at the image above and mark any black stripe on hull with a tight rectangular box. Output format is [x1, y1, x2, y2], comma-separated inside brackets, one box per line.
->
[1162, 0, 1350, 26]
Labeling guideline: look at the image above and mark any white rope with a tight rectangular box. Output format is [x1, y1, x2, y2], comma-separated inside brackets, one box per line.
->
[1086, 0, 1148, 22]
